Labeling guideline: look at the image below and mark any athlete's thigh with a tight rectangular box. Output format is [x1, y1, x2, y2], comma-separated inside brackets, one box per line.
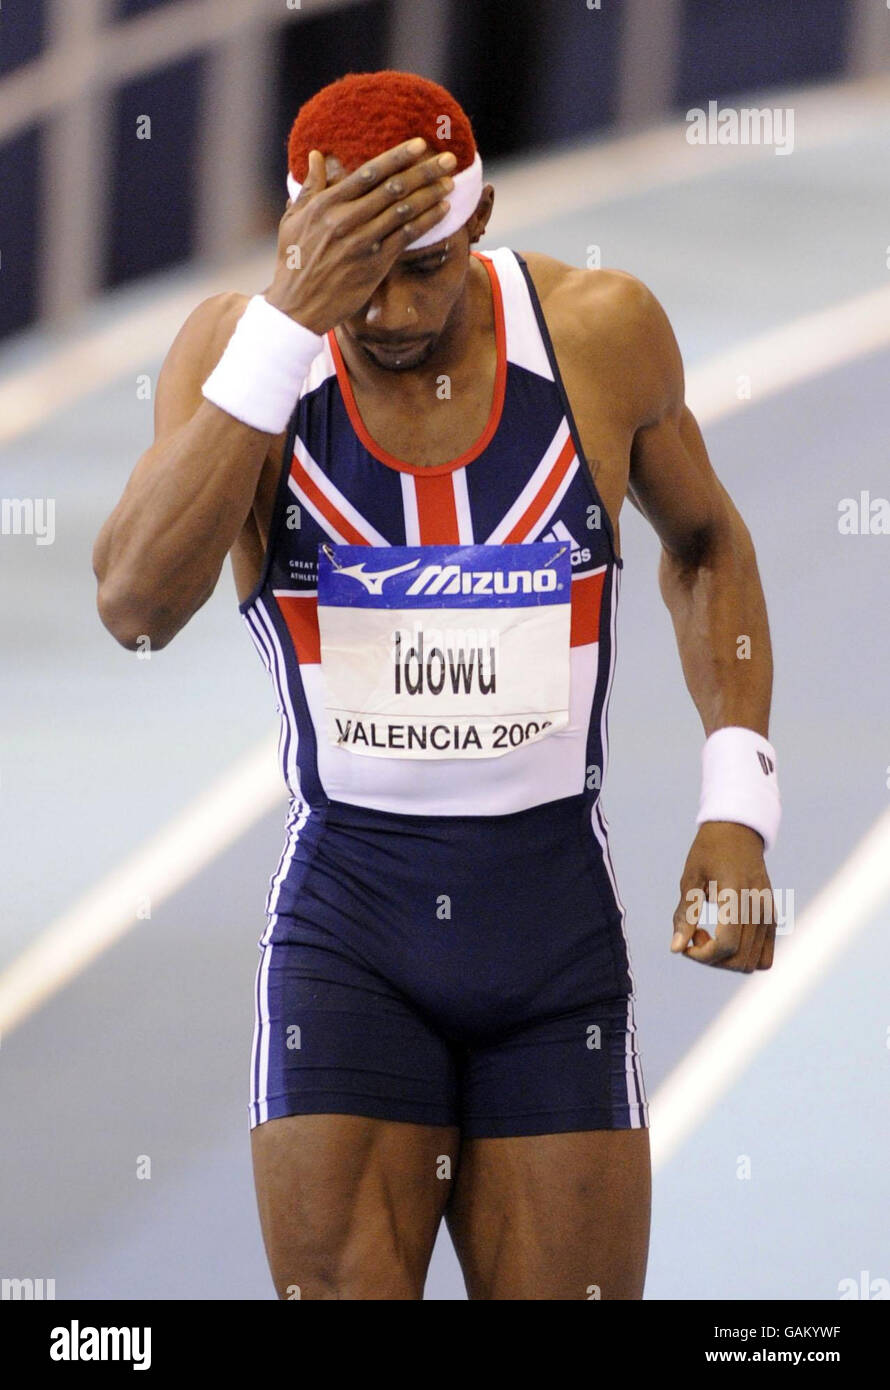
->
[445, 1127, 651, 1300]
[252, 1113, 460, 1299]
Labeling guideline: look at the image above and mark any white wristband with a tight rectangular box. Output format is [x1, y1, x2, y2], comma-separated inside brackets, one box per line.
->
[696, 726, 781, 852]
[201, 294, 324, 435]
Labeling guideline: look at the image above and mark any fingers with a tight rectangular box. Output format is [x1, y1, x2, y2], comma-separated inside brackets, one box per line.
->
[360, 182, 453, 254]
[284, 148, 325, 215]
[340, 150, 457, 229]
[319, 154, 455, 247]
[722, 922, 761, 972]
[732, 880, 775, 972]
[757, 921, 776, 970]
[672, 826, 778, 973]
[327, 138, 438, 203]
[671, 865, 741, 962]
[743, 918, 768, 972]
[301, 148, 327, 198]
[672, 887, 767, 972]
[285, 137, 454, 261]
[671, 876, 702, 955]
[684, 905, 771, 972]
[683, 920, 743, 967]
[375, 198, 452, 258]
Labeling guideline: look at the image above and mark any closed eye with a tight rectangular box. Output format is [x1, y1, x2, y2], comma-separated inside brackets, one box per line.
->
[406, 255, 449, 276]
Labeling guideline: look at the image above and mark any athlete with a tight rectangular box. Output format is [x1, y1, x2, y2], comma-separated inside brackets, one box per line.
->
[93, 71, 780, 1300]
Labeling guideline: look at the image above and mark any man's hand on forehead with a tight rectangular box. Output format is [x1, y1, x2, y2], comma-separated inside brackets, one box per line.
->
[312, 139, 458, 202]
[296, 140, 457, 249]
[267, 139, 456, 335]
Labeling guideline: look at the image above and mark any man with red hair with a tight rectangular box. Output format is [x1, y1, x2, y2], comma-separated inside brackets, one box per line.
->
[95, 70, 778, 1300]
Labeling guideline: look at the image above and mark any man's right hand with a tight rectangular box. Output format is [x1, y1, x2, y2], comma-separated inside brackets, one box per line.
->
[264, 138, 456, 334]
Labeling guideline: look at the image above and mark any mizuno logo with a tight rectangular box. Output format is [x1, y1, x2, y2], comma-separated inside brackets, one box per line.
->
[336, 559, 421, 595]
[404, 565, 559, 597]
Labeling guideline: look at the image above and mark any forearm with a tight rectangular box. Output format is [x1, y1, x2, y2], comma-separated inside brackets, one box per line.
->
[659, 508, 773, 738]
[94, 401, 269, 648]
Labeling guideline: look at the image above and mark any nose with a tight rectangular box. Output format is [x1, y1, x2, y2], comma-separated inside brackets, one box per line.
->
[362, 278, 418, 332]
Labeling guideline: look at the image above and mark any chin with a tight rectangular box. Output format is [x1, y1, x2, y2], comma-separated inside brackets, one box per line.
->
[361, 339, 437, 372]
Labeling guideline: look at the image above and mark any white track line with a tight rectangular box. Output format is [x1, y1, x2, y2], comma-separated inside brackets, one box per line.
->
[0, 733, 280, 1037]
[684, 284, 890, 425]
[2, 283, 889, 1045]
[649, 807, 890, 1170]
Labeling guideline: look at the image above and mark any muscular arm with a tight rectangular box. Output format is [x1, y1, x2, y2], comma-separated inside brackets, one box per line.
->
[92, 292, 274, 650]
[626, 290, 772, 739]
[93, 137, 455, 652]
[614, 278, 775, 970]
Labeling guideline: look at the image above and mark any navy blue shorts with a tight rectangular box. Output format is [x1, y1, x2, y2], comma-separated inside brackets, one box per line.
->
[248, 795, 648, 1138]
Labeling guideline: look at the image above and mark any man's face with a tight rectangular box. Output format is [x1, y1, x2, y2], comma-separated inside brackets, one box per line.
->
[323, 153, 477, 372]
[342, 235, 474, 372]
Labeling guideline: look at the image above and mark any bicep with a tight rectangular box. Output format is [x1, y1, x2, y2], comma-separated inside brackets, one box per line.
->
[614, 279, 736, 555]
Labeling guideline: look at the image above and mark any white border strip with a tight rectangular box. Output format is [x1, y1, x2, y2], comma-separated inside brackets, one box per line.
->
[650, 806, 890, 1170]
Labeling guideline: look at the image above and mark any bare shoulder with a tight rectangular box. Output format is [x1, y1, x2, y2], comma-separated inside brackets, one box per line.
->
[521, 252, 669, 344]
[155, 289, 285, 460]
[157, 290, 250, 399]
[520, 251, 683, 421]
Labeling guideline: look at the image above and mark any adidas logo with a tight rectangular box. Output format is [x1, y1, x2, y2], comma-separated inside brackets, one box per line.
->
[541, 519, 591, 567]
[757, 751, 775, 775]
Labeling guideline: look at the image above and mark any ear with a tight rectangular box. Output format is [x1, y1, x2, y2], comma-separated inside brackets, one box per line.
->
[466, 184, 495, 245]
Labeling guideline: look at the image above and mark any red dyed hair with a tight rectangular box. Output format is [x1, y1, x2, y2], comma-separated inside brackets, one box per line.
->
[287, 71, 477, 183]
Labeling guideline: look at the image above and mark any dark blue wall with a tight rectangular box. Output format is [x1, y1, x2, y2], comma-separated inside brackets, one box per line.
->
[675, 0, 850, 105]
[113, 0, 182, 17]
[449, 0, 621, 158]
[105, 56, 204, 287]
[0, 126, 43, 336]
[0, 0, 46, 76]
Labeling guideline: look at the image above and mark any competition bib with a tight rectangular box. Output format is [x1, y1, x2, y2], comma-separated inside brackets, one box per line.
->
[316, 542, 572, 760]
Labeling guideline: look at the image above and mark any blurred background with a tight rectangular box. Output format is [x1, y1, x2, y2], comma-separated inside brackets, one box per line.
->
[2, 0, 890, 1301]
[1, 0, 883, 340]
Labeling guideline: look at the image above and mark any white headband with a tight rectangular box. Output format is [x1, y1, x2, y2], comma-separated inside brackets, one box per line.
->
[286, 151, 483, 250]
